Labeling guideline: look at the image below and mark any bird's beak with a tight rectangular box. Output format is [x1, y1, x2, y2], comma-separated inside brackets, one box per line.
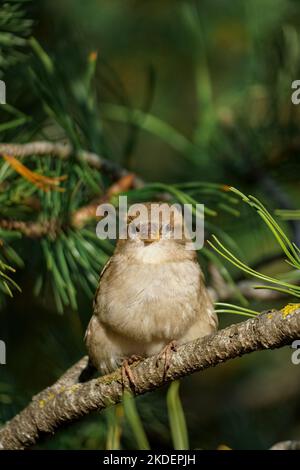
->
[143, 223, 160, 244]
[144, 236, 160, 244]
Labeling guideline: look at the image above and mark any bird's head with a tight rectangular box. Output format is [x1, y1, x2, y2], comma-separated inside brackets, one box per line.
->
[116, 202, 195, 260]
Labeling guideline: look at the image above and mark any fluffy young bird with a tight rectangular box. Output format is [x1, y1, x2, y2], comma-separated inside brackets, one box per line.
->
[85, 202, 218, 378]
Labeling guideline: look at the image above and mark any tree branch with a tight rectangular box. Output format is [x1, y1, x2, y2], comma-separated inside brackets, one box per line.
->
[0, 141, 143, 234]
[0, 141, 127, 180]
[0, 173, 137, 236]
[0, 141, 102, 168]
[0, 218, 59, 238]
[0, 306, 299, 450]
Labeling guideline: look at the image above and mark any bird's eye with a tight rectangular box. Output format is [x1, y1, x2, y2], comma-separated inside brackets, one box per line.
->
[136, 226, 140, 233]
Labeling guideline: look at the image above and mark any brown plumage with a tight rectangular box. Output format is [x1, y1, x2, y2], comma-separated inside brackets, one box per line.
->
[85, 202, 218, 375]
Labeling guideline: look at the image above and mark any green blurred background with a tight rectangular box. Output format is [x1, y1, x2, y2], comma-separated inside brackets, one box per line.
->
[1, 0, 300, 449]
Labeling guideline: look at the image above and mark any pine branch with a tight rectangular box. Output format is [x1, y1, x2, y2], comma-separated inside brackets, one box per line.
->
[0, 173, 136, 235]
[0, 141, 141, 183]
[0, 141, 140, 234]
[0, 305, 299, 450]
[208, 263, 284, 302]
[0, 218, 58, 238]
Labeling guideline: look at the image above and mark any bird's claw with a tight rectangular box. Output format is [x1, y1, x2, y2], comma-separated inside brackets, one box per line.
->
[156, 340, 177, 379]
[121, 355, 142, 391]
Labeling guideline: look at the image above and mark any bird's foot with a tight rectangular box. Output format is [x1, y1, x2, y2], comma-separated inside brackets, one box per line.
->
[156, 340, 177, 379]
[121, 355, 143, 391]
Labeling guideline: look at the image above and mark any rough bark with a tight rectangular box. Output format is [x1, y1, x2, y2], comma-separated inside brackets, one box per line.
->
[0, 141, 145, 190]
[0, 306, 299, 450]
[0, 219, 59, 238]
[0, 141, 124, 178]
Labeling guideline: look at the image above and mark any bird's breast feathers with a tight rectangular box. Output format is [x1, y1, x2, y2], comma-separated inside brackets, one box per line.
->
[94, 254, 212, 342]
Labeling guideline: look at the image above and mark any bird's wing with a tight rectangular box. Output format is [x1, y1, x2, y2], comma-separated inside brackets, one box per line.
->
[200, 271, 219, 330]
[92, 257, 112, 309]
[99, 256, 112, 279]
[207, 297, 218, 329]
[84, 314, 94, 343]
[84, 257, 113, 344]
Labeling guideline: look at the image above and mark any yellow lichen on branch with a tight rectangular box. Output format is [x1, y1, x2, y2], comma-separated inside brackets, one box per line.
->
[281, 303, 300, 318]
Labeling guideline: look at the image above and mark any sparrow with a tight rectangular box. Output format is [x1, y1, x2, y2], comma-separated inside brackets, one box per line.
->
[85, 202, 218, 385]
